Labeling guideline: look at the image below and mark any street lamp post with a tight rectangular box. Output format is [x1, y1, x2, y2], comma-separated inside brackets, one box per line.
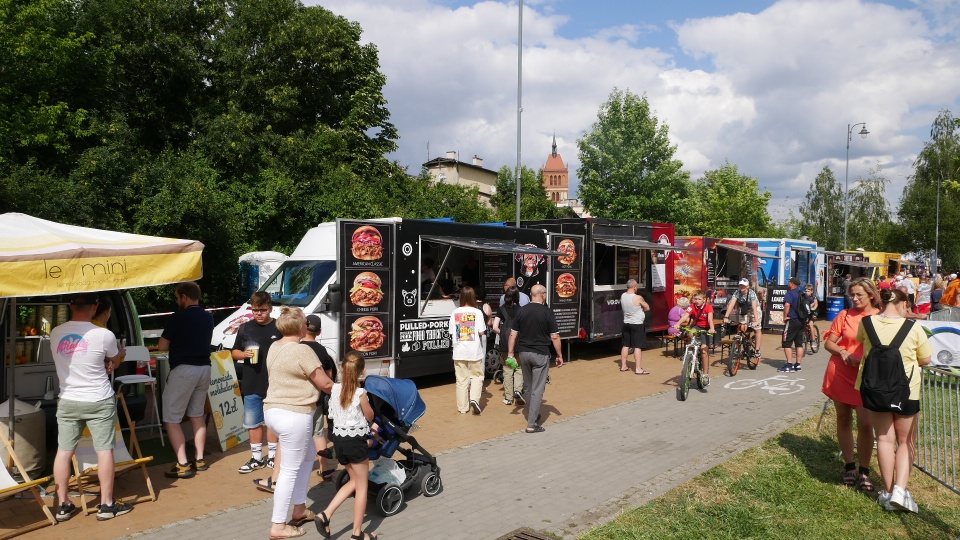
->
[843, 122, 869, 251]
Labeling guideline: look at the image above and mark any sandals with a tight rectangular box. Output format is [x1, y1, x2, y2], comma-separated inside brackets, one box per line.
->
[291, 509, 315, 527]
[619, 367, 630, 372]
[842, 468, 857, 487]
[254, 477, 275, 493]
[314, 511, 331, 539]
[316, 448, 333, 460]
[269, 525, 305, 539]
[316, 468, 336, 479]
[856, 473, 876, 493]
[635, 369, 650, 375]
[351, 532, 378, 540]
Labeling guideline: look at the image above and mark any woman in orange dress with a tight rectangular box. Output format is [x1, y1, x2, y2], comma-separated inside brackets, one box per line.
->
[821, 277, 881, 492]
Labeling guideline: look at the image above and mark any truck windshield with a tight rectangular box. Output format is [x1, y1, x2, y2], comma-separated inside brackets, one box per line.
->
[259, 260, 336, 307]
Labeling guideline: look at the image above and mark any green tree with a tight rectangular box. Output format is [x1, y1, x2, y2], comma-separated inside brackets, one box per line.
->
[847, 163, 893, 251]
[689, 161, 772, 237]
[895, 110, 960, 267]
[490, 165, 562, 223]
[576, 88, 692, 229]
[799, 166, 844, 251]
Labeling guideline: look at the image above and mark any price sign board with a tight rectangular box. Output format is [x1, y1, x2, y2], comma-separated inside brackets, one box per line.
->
[207, 350, 248, 452]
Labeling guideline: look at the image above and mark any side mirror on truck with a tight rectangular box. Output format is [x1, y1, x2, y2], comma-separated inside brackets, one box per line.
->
[326, 283, 342, 313]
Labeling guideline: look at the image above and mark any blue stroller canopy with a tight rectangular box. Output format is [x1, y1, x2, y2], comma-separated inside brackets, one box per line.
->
[365, 376, 426, 428]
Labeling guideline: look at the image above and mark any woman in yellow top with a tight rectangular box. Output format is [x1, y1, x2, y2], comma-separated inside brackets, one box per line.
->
[855, 289, 932, 513]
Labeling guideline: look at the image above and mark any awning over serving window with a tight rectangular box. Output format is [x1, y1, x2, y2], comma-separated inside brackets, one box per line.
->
[838, 260, 886, 268]
[715, 243, 769, 259]
[593, 236, 692, 251]
[420, 235, 563, 256]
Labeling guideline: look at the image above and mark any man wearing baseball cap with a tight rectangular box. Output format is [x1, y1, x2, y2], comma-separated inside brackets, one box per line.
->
[49, 293, 132, 521]
[723, 278, 763, 358]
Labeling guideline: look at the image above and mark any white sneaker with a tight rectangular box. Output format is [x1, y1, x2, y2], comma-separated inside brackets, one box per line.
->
[889, 485, 907, 510]
[901, 490, 919, 513]
[877, 490, 897, 511]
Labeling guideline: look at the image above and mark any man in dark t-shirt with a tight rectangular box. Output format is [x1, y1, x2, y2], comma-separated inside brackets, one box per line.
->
[507, 284, 563, 434]
[780, 277, 806, 373]
[230, 291, 280, 474]
[157, 282, 215, 479]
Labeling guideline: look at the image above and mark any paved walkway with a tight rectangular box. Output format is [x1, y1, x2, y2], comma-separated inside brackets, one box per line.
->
[122, 350, 830, 540]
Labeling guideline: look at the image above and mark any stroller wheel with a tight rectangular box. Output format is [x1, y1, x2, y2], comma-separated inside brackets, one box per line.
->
[335, 470, 352, 496]
[376, 483, 404, 516]
[421, 472, 442, 497]
[484, 349, 501, 379]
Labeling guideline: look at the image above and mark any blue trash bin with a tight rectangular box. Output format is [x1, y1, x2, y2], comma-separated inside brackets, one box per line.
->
[826, 297, 844, 321]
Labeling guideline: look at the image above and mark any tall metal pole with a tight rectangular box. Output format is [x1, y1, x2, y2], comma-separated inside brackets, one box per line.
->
[514, 0, 523, 227]
[934, 173, 941, 273]
[843, 122, 868, 251]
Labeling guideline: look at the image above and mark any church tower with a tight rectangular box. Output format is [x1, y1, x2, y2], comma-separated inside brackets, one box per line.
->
[542, 134, 569, 203]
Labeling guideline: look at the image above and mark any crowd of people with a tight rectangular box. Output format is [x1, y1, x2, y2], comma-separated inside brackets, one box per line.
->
[43, 267, 952, 531]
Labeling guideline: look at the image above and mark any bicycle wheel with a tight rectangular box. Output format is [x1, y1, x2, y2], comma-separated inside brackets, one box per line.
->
[727, 341, 742, 377]
[678, 351, 693, 401]
[807, 325, 821, 354]
[696, 358, 707, 390]
[745, 340, 759, 370]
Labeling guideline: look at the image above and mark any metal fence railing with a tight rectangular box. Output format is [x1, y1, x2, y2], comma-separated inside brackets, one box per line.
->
[927, 306, 960, 322]
[916, 365, 960, 495]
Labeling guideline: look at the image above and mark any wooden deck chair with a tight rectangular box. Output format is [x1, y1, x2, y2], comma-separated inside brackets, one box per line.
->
[70, 393, 156, 515]
[0, 432, 56, 538]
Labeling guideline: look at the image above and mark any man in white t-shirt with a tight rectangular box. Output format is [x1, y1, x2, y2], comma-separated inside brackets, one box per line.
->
[448, 286, 487, 415]
[49, 293, 131, 522]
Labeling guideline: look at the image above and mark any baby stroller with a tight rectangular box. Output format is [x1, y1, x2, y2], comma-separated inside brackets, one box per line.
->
[334, 375, 442, 516]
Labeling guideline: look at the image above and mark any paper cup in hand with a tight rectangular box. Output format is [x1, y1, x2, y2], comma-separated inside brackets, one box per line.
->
[247, 344, 260, 365]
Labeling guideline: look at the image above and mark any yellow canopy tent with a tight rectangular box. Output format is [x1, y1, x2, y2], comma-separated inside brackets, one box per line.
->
[1, 213, 204, 439]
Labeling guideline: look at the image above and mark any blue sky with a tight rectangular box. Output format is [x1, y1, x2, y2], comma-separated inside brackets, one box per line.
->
[313, 0, 960, 219]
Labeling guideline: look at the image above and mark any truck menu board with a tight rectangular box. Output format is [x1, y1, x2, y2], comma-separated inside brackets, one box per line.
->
[762, 285, 789, 332]
[339, 220, 393, 360]
[550, 235, 584, 339]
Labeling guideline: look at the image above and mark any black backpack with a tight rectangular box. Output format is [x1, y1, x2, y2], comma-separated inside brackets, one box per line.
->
[859, 317, 915, 413]
[795, 291, 813, 321]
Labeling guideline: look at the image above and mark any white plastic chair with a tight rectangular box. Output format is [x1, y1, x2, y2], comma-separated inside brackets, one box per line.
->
[112, 345, 164, 446]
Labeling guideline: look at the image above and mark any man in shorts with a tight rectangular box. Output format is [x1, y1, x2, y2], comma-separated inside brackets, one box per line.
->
[50, 292, 132, 522]
[723, 279, 763, 358]
[779, 277, 806, 372]
[157, 282, 214, 479]
[231, 291, 280, 473]
[620, 279, 650, 374]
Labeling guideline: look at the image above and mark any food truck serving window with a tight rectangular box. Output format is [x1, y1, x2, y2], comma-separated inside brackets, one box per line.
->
[261, 260, 336, 307]
[593, 236, 689, 287]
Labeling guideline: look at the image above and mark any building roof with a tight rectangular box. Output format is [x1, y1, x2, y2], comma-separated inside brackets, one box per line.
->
[543, 153, 567, 172]
[422, 157, 497, 175]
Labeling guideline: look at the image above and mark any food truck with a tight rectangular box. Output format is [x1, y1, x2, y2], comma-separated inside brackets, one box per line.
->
[519, 218, 679, 341]
[822, 251, 885, 320]
[732, 238, 824, 299]
[845, 250, 902, 280]
[211, 218, 558, 379]
[674, 237, 767, 314]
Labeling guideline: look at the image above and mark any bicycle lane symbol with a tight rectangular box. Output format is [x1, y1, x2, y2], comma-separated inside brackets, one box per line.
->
[723, 375, 806, 396]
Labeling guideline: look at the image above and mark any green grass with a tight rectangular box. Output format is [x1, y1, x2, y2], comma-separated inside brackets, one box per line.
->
[579, 411, 960, 540]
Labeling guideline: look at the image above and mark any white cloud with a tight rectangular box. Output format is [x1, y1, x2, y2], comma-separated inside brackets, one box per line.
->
[312, 0, 960, 216]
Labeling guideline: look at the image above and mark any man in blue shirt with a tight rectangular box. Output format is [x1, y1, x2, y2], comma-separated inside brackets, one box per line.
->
[779, 277, 806, 372]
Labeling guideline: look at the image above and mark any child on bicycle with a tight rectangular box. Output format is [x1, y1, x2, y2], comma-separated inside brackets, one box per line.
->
[673, 290, 715, 382]
[804, 284, 818, 340]
[722, 278, 763, 358]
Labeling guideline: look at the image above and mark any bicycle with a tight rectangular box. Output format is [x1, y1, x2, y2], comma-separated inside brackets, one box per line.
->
[723, 322, 760, 376]
[677, 326, 711, 401]
[804, 315, 821, 354]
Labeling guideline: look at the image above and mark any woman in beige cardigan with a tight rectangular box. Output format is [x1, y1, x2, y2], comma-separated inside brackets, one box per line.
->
[263, 307, 334, 539]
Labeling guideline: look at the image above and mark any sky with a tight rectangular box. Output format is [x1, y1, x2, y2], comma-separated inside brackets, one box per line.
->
[310, 0, 960, 217]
